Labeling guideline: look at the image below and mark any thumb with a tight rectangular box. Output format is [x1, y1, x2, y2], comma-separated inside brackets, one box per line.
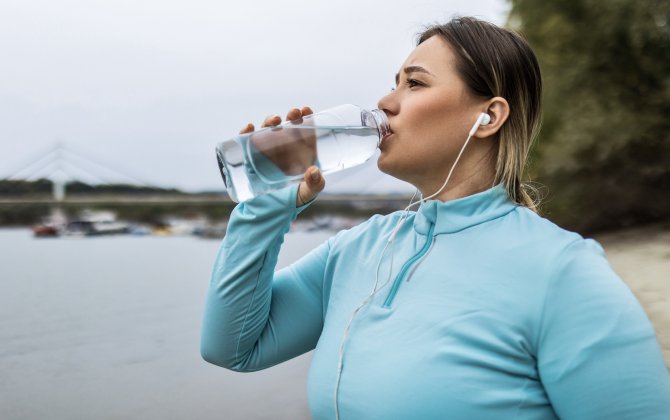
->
[296, 166, 325, 206]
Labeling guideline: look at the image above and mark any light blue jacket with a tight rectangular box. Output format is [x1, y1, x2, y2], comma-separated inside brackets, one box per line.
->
[201, 184, 670, 419]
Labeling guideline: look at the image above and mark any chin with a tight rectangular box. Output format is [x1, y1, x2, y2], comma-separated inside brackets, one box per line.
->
[376, 154, 392, 175]
[377, 155, 408, 183]
[378, 154, 430, 190]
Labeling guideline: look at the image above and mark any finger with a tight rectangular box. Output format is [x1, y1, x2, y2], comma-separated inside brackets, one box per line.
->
[261, 114, 282, 128]
[297, 166, 325, 206]
[286, 108, 302, 123]
[301, 106, 314, 116]
[239, 122, 255, 134]
[307, 166, 324, 189]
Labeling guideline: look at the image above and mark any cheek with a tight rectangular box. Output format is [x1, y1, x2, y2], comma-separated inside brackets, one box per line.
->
[403, 100, 463, 155]
[404, 94, 463, 137]
[378, 90, 474, 178]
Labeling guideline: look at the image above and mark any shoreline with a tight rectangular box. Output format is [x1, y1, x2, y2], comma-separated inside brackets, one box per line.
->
[594, 223, 670, 368]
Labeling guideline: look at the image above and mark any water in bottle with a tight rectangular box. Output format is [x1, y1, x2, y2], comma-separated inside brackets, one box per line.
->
[215, 104, 390, 202]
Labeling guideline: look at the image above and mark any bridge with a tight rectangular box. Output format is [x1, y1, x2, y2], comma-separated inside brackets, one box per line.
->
[0, 143, 413, 212]
[1, 143, 157, 202]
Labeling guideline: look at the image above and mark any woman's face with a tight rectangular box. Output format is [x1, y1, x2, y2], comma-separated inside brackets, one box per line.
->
[377, 35, 486, 190]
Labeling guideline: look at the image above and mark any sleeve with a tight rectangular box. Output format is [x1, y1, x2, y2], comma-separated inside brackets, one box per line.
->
[537, 238, 670, 419]
[200, 183, 329, 372]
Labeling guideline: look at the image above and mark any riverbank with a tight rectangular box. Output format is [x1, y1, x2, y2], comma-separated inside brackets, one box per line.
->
[594, 222, 670, 368]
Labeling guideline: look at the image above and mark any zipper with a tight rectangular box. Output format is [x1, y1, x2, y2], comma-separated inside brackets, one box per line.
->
[382, 222, 435, 308]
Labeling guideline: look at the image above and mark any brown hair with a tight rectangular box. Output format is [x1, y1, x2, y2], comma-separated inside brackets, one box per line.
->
[418, 17, 542, 210]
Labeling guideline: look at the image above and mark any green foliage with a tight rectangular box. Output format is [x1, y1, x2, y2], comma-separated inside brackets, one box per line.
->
[0, 179, 53, 195]
[509, 0, 670, 232]
[0, 179, 182, 195]
[64, 182, 182, 195]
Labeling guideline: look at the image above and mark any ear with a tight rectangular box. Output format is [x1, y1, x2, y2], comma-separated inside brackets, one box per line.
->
[474, 96, 510, 139]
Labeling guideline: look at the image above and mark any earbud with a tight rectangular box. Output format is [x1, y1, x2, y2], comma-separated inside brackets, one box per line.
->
[468, 112, 491, 136]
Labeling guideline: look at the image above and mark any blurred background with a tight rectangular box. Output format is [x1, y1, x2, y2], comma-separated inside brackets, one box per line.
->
[1, 0, 668, 419]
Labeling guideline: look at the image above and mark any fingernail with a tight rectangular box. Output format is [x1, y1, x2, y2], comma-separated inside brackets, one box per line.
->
[311, 169, 320, 181]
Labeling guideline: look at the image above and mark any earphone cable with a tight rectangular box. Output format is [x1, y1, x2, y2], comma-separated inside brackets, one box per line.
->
[333, 118, 483, 419]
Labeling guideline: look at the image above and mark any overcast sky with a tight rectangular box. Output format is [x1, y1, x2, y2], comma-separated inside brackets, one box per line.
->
[0, 0, 508, 194]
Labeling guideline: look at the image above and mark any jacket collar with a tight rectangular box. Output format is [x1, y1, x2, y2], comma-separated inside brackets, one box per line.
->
[413, 184, 517, 235]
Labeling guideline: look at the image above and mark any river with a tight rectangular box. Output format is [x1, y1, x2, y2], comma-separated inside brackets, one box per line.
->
[0, 228, 331, 420]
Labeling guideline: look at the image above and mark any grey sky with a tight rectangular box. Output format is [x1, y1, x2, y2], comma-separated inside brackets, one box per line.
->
[0, 0, 508, 193]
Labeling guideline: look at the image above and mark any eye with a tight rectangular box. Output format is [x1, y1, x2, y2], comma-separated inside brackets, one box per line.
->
[405, 78, 423, 88]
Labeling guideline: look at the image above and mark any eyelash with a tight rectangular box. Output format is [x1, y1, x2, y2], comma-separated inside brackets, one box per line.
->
[405, 78, 422, 88]
[391, 79, 423, 91]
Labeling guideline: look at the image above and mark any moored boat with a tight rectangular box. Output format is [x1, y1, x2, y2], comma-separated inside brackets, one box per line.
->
[32, 224, 60, 237]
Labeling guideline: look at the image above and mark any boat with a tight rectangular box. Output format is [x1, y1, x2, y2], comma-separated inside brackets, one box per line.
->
[62, 210, 130, 236]
[32, 224, 60, 237]
[32, 208, 67, 238]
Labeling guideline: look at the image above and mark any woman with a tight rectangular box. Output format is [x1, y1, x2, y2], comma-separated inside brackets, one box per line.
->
[201, 17, 670, 419]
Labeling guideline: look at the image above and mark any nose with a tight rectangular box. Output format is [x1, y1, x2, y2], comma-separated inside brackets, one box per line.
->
[377, 89, 398, 116]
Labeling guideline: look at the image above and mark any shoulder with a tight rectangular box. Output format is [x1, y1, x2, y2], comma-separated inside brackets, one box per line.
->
[511, 207, 610, 274]
[482, 205, 588, 271]
[505, 206, 614, 270]
[509, 205, 584, 245]
[511, 209, 635, 317]
[486, 206, 623, 299]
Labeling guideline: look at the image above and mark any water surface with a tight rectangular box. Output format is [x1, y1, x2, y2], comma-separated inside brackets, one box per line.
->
[0, 229, 330, 420]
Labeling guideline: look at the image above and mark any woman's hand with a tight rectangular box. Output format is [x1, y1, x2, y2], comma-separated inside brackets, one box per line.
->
[239, 106, 325, 207]
[245, 107, 317, 176]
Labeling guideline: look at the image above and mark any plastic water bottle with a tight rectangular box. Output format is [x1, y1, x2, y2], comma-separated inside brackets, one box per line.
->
[215, 104, 391, 202]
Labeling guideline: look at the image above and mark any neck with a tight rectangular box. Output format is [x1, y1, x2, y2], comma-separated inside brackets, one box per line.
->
[418, 146, 497, 203]
[428, 175, 493, 202]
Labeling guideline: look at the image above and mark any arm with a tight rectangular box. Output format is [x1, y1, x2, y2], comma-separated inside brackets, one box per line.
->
[200, 184, 328, 371]
[537, 239, 670, 419]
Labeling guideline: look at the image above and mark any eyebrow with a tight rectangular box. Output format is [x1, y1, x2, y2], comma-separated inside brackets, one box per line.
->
[395, 65, 434, 86]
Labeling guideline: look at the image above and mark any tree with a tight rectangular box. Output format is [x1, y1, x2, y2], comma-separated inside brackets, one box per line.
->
[509, 0, 670, 232]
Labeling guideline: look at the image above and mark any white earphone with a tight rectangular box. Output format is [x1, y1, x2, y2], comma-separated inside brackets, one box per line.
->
[468, 112, 491, 136]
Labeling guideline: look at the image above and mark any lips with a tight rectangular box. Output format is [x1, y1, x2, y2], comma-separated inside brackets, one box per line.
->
[383, 124, 394, 139]
[378, 120, 394, 148]
[379, 131, 394, 149]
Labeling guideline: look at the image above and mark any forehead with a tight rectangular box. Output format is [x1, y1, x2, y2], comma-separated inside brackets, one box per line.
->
[399, 35, 456, 76]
